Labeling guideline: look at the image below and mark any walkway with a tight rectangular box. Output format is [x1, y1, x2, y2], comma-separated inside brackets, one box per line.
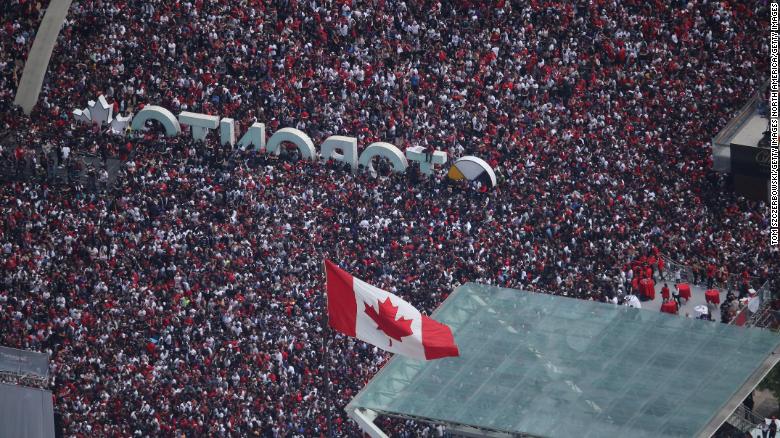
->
[638, 280, 722, 322]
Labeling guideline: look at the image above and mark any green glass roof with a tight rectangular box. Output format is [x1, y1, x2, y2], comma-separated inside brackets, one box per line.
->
[348, 283, 780, 438]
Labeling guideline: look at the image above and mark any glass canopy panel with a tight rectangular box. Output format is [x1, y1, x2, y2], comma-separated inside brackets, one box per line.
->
[350, 283, 780, 438]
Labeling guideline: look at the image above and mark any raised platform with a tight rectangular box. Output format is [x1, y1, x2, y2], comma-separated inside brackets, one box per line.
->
[731, 113, 769, 149]
[0, 383, 55, 438]
[348, 283, 780, 438]
[711, 83, 768, 174]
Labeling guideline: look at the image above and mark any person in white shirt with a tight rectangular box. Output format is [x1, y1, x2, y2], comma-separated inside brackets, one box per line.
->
[61, 145, 70, 163]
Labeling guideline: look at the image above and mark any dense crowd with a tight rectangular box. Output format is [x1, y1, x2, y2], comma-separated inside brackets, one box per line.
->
[1, 0, 778, 436]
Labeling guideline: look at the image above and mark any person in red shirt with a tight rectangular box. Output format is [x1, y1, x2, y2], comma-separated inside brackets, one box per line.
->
[707, 263, 716, 289]
[661, 283, 670, 301]
[14, 146, 25, 177]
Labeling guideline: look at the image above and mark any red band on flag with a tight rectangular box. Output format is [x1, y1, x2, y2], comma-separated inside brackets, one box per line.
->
[421, 315, 460, 360]
[325, 260, 357, 336]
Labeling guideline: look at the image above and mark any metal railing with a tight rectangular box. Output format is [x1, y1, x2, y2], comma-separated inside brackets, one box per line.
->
[746, 289, 780, 330]
[0, 151, 119, 193]
[0, 370, 48, 389]
[658, 254, 757, 293]
[723, 279, 773, 327]
[727, 404, 765, 434]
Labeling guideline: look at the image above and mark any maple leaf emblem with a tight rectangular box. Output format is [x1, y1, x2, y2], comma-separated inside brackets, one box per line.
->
[364, 297, 414, 347]
[72, 95, 133, 134]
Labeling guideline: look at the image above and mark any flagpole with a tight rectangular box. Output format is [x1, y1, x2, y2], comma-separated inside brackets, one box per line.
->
[322, 259, 333, 437]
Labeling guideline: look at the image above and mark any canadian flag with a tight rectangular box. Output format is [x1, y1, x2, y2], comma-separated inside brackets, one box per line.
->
[325, 260, 459, 360]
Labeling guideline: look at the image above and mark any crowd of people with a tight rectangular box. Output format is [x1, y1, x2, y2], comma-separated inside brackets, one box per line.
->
[1, 0, 778, 436]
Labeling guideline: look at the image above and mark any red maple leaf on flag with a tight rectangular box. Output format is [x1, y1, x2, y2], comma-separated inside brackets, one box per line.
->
[364, 297, 414, 346]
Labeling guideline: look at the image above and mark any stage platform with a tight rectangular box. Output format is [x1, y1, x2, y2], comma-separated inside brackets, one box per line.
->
[711, 83, 768, 174]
